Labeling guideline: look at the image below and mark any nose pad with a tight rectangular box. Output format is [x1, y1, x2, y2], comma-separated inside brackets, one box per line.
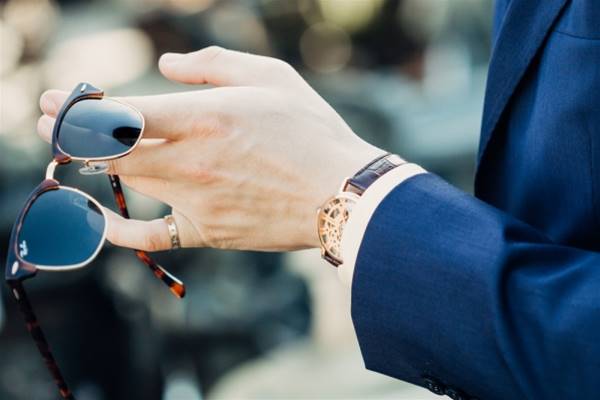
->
[79, 161, 109, 175]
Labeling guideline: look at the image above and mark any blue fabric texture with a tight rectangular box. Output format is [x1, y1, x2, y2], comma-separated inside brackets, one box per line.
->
[351, 0, 600, 399]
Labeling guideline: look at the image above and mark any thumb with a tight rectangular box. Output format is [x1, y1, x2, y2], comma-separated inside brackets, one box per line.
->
[104, 207, 200, 251]
[158, 46, 293, 87]
[104, 207, 173, 252]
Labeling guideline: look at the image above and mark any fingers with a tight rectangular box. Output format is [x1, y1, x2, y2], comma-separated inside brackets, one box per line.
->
[37, 115, 55, 143]
[158, 46, 296, 87]
[104, 207, 173, 252]
[119, 175, 173, 204]
[36, 114, 173, 178]
[36, 112, 182, 179]
[36, 117, 175, 179]
[39, 89, 205, 141]
[40, 90, 68, 118]
[107, 142, 177, 179]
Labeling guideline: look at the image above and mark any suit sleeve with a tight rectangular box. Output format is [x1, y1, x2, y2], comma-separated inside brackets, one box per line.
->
[338, 163, 426, 287]
[351, 173, 600, 400]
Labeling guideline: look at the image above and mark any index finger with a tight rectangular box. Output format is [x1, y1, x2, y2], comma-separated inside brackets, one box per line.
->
[158, 46, 295, 87]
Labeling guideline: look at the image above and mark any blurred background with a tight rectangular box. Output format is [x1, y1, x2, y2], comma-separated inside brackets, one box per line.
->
[0, 0, 493, 399]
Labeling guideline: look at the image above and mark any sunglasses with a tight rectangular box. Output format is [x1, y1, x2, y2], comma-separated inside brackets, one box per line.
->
[5, 83, 185, 399]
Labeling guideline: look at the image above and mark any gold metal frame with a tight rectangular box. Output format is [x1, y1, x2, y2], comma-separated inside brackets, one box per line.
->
[55, 97, 146, 164]
[17, 160, 109, 272]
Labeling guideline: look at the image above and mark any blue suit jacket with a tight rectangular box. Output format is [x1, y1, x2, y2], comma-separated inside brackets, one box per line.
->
[351, 1, 600, 399]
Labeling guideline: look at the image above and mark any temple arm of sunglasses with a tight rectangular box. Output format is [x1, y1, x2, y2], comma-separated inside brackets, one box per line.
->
[7, 281, 75, 400]
[107, 174, 186, 298]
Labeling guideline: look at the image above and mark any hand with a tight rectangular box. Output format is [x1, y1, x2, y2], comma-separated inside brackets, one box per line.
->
[38, 46, 387, 252]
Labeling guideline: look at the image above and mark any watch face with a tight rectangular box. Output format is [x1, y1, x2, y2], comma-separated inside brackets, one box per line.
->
[317, 192, 359, 264]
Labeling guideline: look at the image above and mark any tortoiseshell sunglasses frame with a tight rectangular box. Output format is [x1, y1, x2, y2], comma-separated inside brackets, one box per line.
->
[5, 166, 108, 400]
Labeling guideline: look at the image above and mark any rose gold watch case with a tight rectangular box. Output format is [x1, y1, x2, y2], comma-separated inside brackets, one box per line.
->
[317, 191, 360, 267]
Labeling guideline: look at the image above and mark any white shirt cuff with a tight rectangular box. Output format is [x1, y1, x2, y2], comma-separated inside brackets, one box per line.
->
[338, 163, 427, 288]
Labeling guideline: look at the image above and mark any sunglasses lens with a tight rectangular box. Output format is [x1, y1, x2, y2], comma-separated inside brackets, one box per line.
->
[16, 188, 106, 268]
[57, 98, 143, 159]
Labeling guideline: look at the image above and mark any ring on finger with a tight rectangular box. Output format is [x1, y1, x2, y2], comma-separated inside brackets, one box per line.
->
[164, 214, 181, 249]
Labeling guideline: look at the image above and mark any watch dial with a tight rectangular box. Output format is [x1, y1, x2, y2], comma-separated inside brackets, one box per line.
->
[318, 194, 358, 262]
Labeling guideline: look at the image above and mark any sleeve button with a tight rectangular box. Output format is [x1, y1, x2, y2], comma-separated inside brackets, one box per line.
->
[423, 377, 446, 395]
[445, 387, 466, 400]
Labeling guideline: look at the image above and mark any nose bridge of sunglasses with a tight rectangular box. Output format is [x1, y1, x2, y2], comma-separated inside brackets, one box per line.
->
[45, 160, 58, 180]
[79, 161, 109, 175]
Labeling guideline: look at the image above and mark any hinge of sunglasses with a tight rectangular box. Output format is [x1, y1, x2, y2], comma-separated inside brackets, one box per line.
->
[79, 161, 109, 175]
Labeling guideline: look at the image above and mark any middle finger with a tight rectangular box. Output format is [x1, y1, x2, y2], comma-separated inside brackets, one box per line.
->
[36, 114, 174, 178]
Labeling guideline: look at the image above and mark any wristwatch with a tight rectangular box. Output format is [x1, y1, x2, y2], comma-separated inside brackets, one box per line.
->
[317, 153, 405, 266]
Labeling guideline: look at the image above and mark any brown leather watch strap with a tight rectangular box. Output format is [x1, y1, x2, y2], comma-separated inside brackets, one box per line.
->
[344, 153, 405, 195]
[317, 153, 405, 268]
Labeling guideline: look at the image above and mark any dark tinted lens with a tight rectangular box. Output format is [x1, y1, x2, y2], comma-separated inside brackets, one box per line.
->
[16, 188, 106, 267]
[57, 98, 143, 158]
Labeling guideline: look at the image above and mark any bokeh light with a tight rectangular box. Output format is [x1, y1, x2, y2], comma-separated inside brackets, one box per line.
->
[300, 22, 352, 73]
[44, 28, 154, 90]
[166, 0, 214, 15]
[205, 3, 271, 55]
[316, 0, 384, 32]
[3, 0, 59, 54]
[0, 65, 40, 138]
[0, 21, 24, 76]
[400, 0, 450, 42]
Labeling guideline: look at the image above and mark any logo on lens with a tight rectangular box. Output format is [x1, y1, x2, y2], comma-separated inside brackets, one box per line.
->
[72, 195, 89, 211]
[19, 240, 28, 258]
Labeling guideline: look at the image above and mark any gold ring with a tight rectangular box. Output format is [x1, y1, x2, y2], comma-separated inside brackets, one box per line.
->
[164, 214, 181, 249]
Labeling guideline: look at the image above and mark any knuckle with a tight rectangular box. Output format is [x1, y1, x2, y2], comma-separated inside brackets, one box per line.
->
[178, 163, 220, 185]
[201, 45, 225, 63]
[202, 202, 224, 219]
[190, 110, 232, 138]
[266, 57, 286, 68]
[203, 229, 229, 249]
[265, 58, 296, 78]
[108, 225, 123, 246]
[142, 230, 165, 252]
[107, 159, 121, 175]
[107, 153, 141, 175]
[217, 238, 235, 250]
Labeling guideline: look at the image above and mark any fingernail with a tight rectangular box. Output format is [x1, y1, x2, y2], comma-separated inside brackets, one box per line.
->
[38, 115, 52, 132]
[37, 116, 54, 142]
[160, 52, 183, 65]
[40, 94, 58, 115]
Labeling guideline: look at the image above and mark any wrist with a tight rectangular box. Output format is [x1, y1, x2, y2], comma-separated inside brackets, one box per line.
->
[306, 141, 389, 249]
[315, 150, 406, 266]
